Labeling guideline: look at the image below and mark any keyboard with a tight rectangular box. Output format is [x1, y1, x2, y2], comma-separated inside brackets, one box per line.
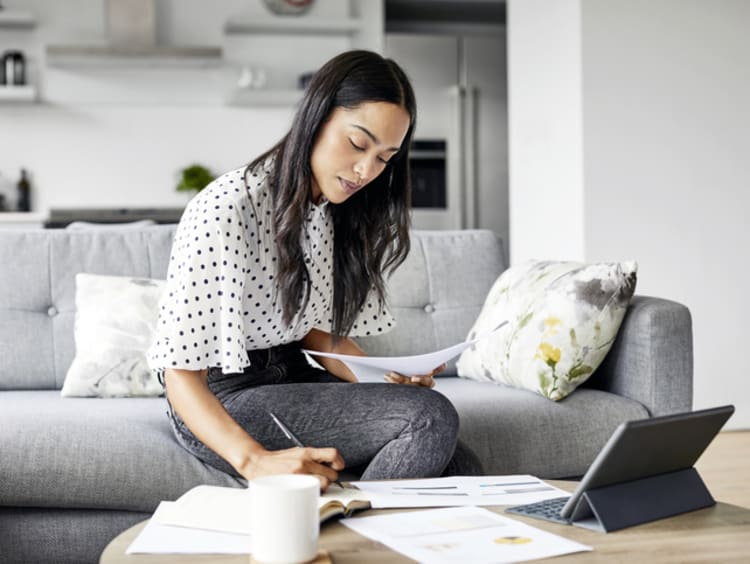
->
[506, 496, 572, 524]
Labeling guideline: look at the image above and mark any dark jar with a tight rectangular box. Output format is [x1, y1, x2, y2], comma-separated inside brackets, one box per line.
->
[2, 50, 26, 86]
[17, 169, 31, 212]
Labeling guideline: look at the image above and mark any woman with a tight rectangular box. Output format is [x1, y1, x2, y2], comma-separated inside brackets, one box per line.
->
[148, 50, 482, 489]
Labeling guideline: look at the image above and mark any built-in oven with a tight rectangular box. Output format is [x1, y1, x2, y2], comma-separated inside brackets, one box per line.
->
[408, 138, 464, 230]
[409, 139, 446, 209]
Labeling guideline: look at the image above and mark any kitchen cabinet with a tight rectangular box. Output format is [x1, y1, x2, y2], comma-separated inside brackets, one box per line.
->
[386, 31, 508, 240]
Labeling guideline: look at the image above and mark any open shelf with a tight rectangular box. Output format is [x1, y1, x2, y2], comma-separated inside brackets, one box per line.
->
[46, 45, 223, 68]
[0, 85, 36, 103]
[226, 88, 303, 107]
[0, 10, 36, 29]
[225, 16, 361, 35]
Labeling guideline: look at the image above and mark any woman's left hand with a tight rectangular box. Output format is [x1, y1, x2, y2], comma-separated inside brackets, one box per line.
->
[384, 363, 447, 388]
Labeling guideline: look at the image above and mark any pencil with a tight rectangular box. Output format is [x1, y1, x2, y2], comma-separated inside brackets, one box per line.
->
[268, 411, 344, 489]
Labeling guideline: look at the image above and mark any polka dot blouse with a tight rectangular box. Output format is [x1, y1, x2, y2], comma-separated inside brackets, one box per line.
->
[147, 160, 396, 374]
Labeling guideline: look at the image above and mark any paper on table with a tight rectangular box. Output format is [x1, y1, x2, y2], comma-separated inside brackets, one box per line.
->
[342, 506, 592, 564]
[126, 501, 251, 555]
[350, 475, 570, 508]
[155, 485, 252, 534]
[303, 321, 507, 380]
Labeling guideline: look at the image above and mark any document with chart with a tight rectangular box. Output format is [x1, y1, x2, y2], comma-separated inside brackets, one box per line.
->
[342, 506, 592, 564]
[350, 475, 570, 508]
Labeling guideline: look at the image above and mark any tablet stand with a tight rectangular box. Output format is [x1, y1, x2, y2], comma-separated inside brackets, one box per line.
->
[569, 467, 715, 532]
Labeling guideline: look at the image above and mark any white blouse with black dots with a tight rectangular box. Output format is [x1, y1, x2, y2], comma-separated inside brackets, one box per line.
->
[147, 161, 396, 374]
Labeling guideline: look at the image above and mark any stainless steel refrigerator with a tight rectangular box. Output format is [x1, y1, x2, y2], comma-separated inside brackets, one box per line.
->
[385, 31, 509, 249]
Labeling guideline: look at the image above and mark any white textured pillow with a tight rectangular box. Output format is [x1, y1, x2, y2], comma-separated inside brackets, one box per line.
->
[61, 273, 165, 397]
[457, 260, 637, 400]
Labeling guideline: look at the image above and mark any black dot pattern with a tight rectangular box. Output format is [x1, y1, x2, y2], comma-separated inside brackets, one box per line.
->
[147, 162, 395, 374]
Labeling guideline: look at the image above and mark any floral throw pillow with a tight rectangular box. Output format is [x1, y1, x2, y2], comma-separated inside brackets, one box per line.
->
[456, 260, 637, 400]
[61, 273, 165, 397]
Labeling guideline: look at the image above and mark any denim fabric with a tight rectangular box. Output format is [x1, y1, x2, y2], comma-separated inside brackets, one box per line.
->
[165, 342, 483, 480]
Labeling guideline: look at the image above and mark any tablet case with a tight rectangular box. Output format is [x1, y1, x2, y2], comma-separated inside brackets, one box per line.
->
[568, 467, 715, 532]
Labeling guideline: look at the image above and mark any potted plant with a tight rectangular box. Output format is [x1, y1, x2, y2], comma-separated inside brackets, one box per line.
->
[176, 164, 214, 195]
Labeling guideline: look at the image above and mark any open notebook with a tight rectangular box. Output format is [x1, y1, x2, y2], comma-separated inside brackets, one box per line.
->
[155, 484, 371, 535]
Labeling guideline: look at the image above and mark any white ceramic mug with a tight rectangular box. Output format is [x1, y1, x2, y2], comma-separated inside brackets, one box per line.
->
[249, 474, 320, 564]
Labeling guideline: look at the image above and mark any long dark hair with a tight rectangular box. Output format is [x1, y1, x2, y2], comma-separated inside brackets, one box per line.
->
[246, 50, 416, 340]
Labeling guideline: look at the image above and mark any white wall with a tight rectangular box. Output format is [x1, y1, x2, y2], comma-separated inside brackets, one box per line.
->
[509, 0, 750, 429]
[581, 0, 750, 429]
[0, 0, 367, 211]
[507, 0, 585, 264]
[0, 105, 292, 209]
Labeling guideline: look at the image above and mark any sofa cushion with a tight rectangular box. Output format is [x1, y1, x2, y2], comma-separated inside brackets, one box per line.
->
[457, 260, 637, 400]
[0, 226, 177, 391]
[435, 377, 649, 478]
[61, 273, 166, 397]
[1, 228, 501, 390]
[357, 230, 507, 376]
[0, 392, 241, 512]
[1, 381, 648, 514]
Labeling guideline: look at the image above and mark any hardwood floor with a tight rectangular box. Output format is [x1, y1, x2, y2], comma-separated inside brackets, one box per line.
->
[695, 430, 750, 508]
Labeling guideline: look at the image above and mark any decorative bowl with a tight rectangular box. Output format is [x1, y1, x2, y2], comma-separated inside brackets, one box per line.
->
[262, 0, 314, 16]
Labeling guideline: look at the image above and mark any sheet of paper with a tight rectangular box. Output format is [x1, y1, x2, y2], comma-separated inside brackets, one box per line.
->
[155, 485, 252, 534]
[342, 506, 591, 564]
[302, 321, 507, 379]
[126, 502, 251, 554]
[350, 475, 570, 508]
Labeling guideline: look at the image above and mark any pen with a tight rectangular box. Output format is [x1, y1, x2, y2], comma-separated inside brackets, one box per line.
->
[268, 411, 344, 488]
[392, 492, 469, 496]
[479, 481, 542, 487]
[392, 486, 458, 490]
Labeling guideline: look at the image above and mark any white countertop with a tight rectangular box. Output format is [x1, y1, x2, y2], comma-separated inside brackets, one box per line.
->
[0, 212, 48, 224]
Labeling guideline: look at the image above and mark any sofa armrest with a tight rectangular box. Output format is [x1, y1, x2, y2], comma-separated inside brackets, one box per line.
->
[588, 295, 693, 417]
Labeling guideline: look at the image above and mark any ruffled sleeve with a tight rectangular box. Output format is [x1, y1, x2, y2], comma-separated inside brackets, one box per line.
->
[147, 188, 252, 374]
[346, 287, 396, 338]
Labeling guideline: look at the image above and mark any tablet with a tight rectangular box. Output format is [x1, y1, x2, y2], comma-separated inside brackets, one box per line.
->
[506, 405, 734, 530]
[560, 404, 734, 519]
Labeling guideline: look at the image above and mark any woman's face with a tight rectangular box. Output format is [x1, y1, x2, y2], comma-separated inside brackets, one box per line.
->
[310, 101, 411, 205]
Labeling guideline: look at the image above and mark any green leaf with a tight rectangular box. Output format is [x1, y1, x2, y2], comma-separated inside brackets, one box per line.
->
[176, 164, 214, 193]
[538, 372, 551, 394]
[569, 364, 593, 380]
[569, 328, 578, 347]
[518, 311, 533, 329]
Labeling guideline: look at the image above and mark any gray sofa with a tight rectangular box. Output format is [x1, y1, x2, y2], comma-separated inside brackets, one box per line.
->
[0, 226, 692, 564]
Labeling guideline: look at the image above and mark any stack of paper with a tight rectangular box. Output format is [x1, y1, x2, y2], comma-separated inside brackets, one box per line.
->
[126, 502, 251, 555]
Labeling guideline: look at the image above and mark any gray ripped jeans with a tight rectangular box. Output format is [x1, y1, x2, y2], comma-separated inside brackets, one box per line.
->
[164, 342, 483, 480]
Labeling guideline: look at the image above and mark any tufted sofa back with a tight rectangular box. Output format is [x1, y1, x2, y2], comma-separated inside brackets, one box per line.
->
[0, 226, 505, 389]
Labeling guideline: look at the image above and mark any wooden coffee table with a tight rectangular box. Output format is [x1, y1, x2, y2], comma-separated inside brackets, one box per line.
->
[100, 481, 750, 563]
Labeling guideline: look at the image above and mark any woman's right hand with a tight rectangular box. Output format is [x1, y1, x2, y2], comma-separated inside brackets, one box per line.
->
[164, 368, 344, 490]
[237, 446, 345, 491]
